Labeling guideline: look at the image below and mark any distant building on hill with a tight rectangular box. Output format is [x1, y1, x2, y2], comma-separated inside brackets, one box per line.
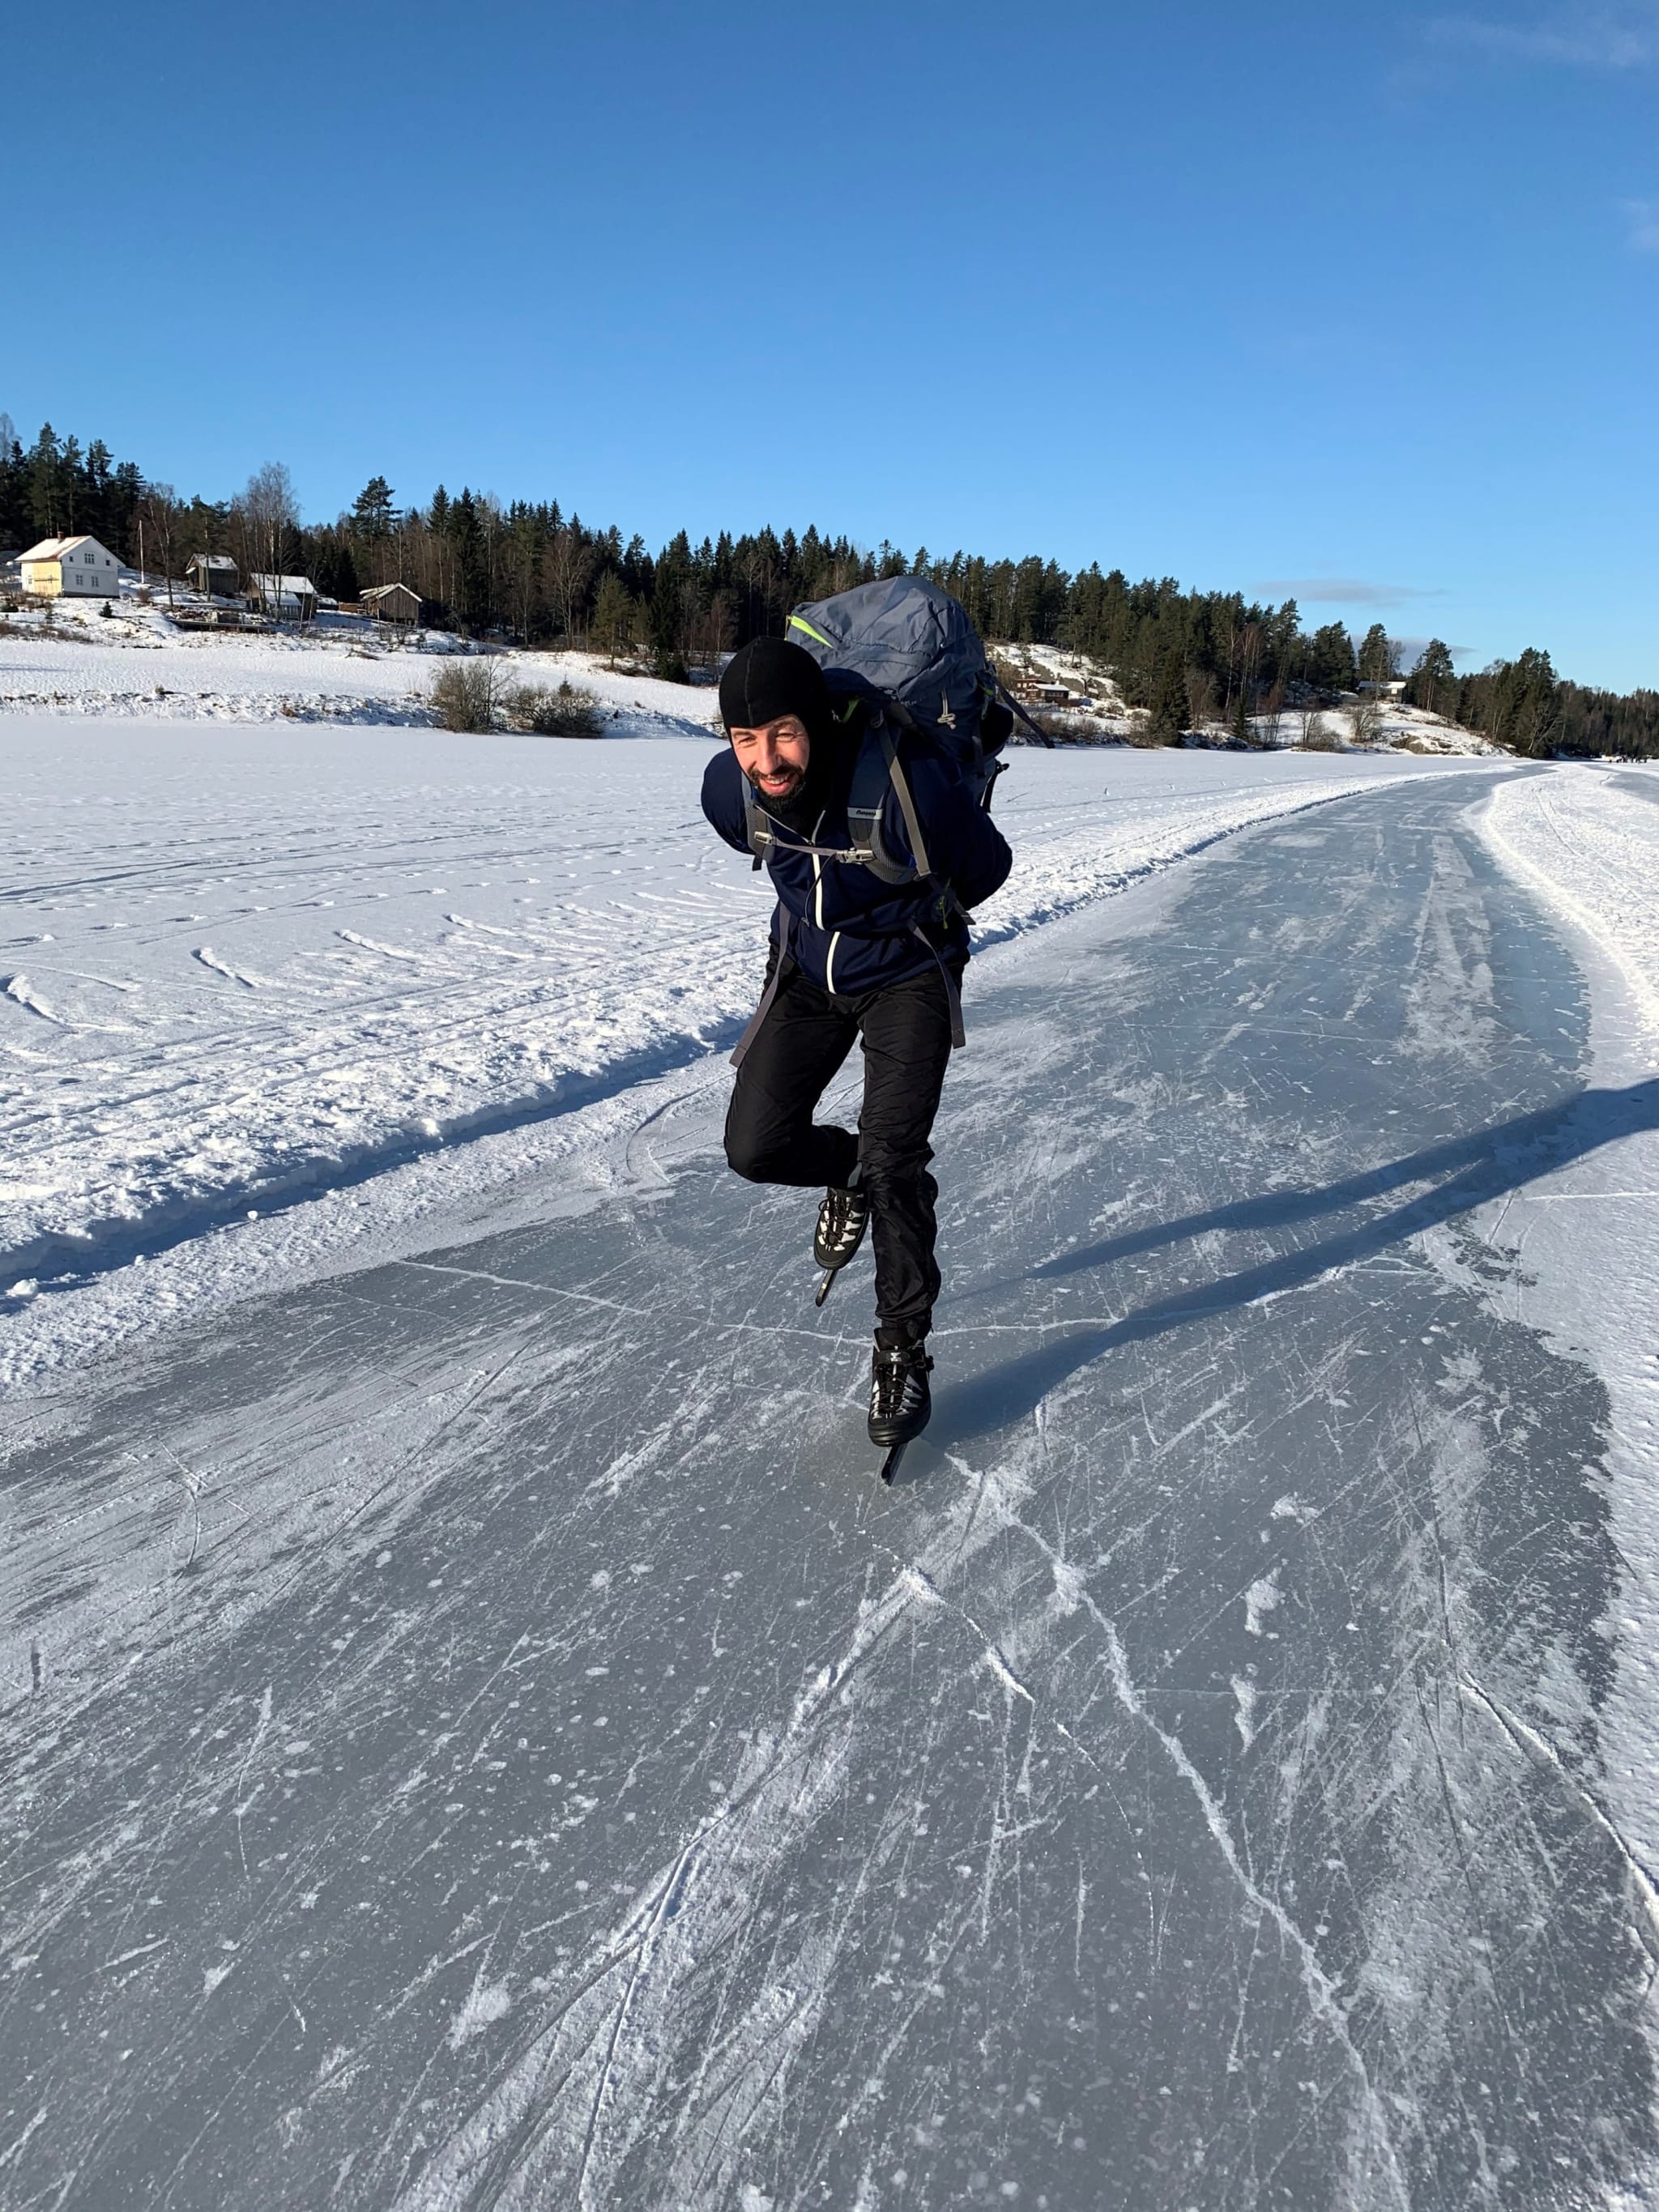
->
[362, 582, 422, 626]
[19, 535, 122, 598]
[186, 553, 239, 598]
[245, 573, 319, 622]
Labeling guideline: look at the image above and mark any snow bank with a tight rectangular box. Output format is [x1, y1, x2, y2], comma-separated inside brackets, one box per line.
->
[1482, 765, 1659, 1035]
[1473, 763, 1659, 1926]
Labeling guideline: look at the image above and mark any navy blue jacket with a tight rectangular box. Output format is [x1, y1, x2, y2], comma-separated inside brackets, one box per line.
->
[702, 736, 1013, 997]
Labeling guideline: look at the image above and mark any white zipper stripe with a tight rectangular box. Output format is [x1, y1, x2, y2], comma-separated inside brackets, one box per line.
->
[826, 930, 841, 994]
[810, 808, 825, 928]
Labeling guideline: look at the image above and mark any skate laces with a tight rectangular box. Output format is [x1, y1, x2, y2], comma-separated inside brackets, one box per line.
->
[823, 1187, 862, 1238]
[871, 1345, 931, 1417]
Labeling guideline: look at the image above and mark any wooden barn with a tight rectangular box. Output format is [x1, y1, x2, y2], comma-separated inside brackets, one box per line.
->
[186, 553, 239, 599]
[362, 582, 422, 626]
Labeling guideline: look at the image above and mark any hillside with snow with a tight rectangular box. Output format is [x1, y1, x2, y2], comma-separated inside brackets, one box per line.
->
[0, 586, 1495, 755]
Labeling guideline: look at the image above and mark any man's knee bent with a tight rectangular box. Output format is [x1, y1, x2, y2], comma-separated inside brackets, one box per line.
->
[723, 1094, 796, 1183]
[725, 1126, 792, 1183]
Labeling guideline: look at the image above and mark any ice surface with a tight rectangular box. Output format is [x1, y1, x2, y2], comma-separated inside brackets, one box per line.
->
[4, 769, 1657, 2208]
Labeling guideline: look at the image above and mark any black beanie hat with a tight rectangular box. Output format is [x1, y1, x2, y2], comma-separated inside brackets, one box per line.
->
[719, 636, 833, 742]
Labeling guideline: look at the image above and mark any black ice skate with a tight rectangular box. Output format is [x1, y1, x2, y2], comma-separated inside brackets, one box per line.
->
[813, 1177, 870, 1307]
[868, 1340, 932, 1479]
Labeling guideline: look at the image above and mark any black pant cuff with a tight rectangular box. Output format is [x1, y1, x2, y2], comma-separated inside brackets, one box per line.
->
[875, 1318, 930, 1352]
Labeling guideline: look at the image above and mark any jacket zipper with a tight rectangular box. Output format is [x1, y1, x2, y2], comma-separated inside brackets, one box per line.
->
[810, 810, 825, 928]
[826, 929, 841, 994]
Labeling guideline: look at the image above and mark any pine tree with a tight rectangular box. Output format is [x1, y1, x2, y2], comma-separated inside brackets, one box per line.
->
[1309, 621, 1358, 697]
[1357, 622, 1397, 688]
[1405, 639, 1456, 717]
[27, 424, 62, 537]
[351, 475, 397, 539]
[592, 571, 638, 666]
[1150, 653, 1188, 745]
[0, 420, 26, 548]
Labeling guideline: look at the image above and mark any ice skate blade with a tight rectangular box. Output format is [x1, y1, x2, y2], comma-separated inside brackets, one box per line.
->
[814, 1265, 838, 1308]
[879, 1442, 907, 1485]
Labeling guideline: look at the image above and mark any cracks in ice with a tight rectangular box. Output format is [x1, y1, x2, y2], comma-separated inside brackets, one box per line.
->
[920, 1465, 1415, 2206]
[394, 1559, 933, 2210]
[1459, 1670, 1659, 1957]
[392, 1258, 859, 1350]
[232, 1682, 273, 1889]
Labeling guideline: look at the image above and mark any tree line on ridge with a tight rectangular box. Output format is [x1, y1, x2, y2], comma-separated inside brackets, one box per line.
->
[2, 418, 1653, 759]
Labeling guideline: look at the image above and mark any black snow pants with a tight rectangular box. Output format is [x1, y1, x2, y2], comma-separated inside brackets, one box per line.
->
[723, 956, 957, 1345]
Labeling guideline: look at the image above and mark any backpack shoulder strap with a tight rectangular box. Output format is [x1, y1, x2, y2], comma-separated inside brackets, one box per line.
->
[740, 778, 770, 870]
[846, 718, 933, 883]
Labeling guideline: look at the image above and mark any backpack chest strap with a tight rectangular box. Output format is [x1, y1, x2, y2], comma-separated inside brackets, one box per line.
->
[743, 722, 928, 889]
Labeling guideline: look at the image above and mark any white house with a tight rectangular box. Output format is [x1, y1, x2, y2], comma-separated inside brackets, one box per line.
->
[19, 535, 122, 598]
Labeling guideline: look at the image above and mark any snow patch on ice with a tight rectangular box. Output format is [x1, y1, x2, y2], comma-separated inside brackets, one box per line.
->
[449, 1978, 513, 2049]
[1244, 1571, 1282, 1636]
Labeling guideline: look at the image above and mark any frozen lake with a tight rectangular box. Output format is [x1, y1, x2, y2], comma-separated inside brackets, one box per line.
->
[6, 764, 1659, 2207]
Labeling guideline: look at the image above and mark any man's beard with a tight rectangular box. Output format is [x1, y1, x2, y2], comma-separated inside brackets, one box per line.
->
[754, 765, 807, 804]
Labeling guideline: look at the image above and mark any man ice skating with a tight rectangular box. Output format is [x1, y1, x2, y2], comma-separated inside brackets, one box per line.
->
[702, 631, 1013, 1459]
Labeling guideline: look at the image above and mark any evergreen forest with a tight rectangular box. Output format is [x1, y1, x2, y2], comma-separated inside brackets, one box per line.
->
[2, 418, 1654, 761]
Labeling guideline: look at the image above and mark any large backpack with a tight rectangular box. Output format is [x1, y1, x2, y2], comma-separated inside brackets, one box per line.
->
[741, 578, 1037, 888]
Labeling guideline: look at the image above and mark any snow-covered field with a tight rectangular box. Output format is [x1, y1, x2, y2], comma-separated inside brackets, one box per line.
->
[0, 598, 719, 736]
[0, 715, 1501, 1387]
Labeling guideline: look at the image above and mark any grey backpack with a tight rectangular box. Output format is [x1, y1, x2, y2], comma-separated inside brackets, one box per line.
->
[741, 578, 1039, 887]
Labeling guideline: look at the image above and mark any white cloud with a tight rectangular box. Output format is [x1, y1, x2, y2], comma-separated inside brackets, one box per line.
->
[1618, 197, 1659, 251]
[1394, 636, 1476, 667]
[1252, 578, 1445, 607]
[1426, 5, 1659, 67]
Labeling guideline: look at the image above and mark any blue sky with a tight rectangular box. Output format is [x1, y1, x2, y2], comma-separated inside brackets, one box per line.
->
[5, 1, 1656, 688]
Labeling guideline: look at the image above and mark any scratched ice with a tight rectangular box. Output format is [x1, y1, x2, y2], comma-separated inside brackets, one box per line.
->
[2, 771, 1658, 2207]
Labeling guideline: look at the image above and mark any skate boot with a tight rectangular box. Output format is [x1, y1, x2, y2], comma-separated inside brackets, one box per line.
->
[813, 1175, 870, 1307]
[814, 1177, 870, 1270]
[868, 1338, 933, 1450]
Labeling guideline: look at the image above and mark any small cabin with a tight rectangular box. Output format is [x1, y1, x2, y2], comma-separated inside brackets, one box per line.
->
[186, 553, 239, 599]
[19, 535, 122, 598]
[245, 572, 319, 622]
[362, 582, 422, 625]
